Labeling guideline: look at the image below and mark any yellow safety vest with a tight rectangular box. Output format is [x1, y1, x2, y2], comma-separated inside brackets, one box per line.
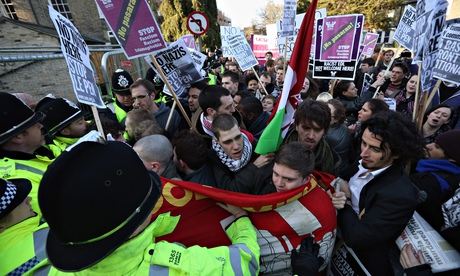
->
[0, 155, 53, 216]
[0, 215, 50, 275]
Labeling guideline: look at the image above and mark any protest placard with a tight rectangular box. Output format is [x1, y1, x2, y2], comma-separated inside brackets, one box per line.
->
[95, 0, 166, 59]
[412, 0, 448, 92]
[280, 0, 297, 37]
[433, 22, 460, 85]
[319, 15, 361, 62]
[227, 33, 259, 71]
[188, 48, 207, 73]
[393, 5, 416, 50]
[275, 8, 327, 58]
[266, 24, 281, 57]
[220, 26, 244, 57]
[396, 212, 460, 273]
[327, 243, 371, 276]
[251, 35, 269, 65]
[145, 40, 202, 99]
[181, 34, 197, 50]
[361, 33, 379, 58]
[313, 15, 364, 80]
[48, 6, 104, 108]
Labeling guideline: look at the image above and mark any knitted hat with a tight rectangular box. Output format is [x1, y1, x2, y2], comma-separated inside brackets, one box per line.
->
[435, 129, 460, 164]
[111, 69, 134, 96]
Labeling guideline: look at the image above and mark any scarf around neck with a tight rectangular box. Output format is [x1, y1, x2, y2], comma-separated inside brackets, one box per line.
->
[212, 133, 252, 172]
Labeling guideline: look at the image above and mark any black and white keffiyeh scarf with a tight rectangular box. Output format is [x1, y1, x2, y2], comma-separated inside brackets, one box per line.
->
[212, 133, 252, 172]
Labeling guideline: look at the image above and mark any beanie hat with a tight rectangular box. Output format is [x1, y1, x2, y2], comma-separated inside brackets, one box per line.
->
[111, 69, 134, 96]
[35, 95, 83, 137]
[435, 129, 460, 164]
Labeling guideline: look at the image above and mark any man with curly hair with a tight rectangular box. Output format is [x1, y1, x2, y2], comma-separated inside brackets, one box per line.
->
[331, 111, 425, 275]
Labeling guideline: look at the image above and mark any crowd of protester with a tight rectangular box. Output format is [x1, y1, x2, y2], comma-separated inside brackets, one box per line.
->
[1, 45, 460, 275]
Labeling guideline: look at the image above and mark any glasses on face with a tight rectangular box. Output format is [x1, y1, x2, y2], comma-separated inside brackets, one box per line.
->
[132, 94, 148, 101]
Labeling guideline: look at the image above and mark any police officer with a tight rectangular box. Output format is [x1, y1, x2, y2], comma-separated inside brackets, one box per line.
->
[36, 96, 89, 157]
[36, 141, 260, 275]
[0, 92, 54, 215]
[107, 69, 134, 127]
[0, 178, 49, 275]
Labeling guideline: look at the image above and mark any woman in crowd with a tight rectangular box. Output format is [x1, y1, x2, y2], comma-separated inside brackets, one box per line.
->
[333, 80, 374, 125]
[261, 95, 275, 113]
[422, 104, 454, 144]
[300, 75, 320, 100]
[395, 74, 417, 118]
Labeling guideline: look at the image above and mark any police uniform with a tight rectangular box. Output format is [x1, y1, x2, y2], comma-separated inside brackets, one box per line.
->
[0, 92, 54, 216]
[0, 178, 50, 275]
[36, 141, 260, 275]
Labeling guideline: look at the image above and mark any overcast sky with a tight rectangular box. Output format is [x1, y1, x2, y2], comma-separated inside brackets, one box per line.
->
[216, 0, 284, 29]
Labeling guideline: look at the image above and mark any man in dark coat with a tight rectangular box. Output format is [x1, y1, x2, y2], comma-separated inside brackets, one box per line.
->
[331, 111, 425, 275]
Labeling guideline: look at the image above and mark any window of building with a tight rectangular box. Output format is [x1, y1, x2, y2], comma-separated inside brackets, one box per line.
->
[1, 0, 18, 20]
[49, 0, 73, 22]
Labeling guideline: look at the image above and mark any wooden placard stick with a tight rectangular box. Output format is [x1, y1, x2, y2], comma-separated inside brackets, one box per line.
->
[252, 67, 269, 96]
[423, 79, 443, 113]
[91, 105, 105, 138]
[412, 65, 422, 121]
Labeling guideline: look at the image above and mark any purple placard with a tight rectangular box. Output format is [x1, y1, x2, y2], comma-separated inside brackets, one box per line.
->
[95, 0, 166, 59]
[181, 34, 197, 50]
[320, 15, 359, 62]
[313, 15, 364, 80]
[361, 33, 379, 57]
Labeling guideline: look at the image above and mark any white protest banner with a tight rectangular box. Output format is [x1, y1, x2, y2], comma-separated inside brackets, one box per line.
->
[48, 6, 104, 108]
[280, 0, 297, 37]
[266, 24, 281, 58]
[220, 26, 244, 57]
[383, 98, 396, 111]
[189, 48, 207, 74]
[412, 0, 449, 92]
[397, 212, 460, 273]
[145, 40, 202, 99]
[393, 5, 416, 50]
[275, 8, 327, 58]
[327, 243, 371, 276]
[227, 32, 259, 71]
[95, 0, 166, 59]
[433, 22, 460, 85]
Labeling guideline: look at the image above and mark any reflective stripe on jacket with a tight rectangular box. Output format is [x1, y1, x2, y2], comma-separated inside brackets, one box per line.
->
[0, 156, 52, 215]
[0, 216, 50, 275]
[45, 213, 260, 275]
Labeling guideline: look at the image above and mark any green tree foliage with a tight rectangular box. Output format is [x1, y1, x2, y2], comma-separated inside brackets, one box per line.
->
[318, 0, 403, 30]
[157, 0, 220, 50]
[296, 0, 311, 14]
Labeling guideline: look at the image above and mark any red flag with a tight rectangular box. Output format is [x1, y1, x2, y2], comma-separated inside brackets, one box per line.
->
[256, 0, 319, 154]
[151, 171, 336, 272]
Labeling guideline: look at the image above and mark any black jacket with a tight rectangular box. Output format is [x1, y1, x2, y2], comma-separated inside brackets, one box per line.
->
[338, 164, 419, 276]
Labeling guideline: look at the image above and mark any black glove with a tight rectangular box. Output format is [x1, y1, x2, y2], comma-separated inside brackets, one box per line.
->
[291, 237, 325, 276]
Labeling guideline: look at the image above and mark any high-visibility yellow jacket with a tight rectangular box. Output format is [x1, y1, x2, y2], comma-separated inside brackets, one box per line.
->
[0, 215, 49, 275]
[0, 153, 53, 216]
[42, 212, 260, 275]
[47, 136, 79, 158]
